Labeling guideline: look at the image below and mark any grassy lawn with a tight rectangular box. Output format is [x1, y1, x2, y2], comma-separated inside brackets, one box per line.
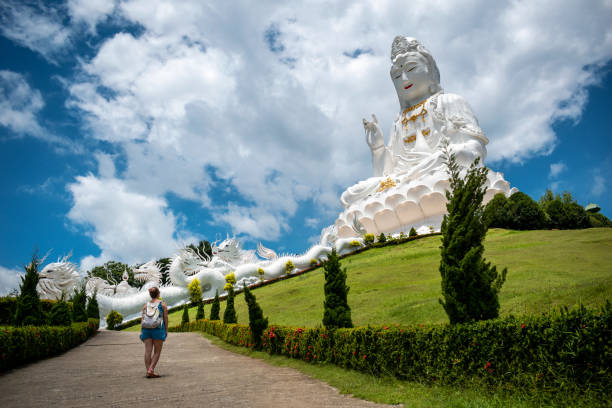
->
[198, 332, 603, 408]
[138, 228, 612, 329]
[123, 228, 611, 405]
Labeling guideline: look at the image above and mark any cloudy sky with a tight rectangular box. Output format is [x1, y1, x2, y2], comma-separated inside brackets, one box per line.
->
[1, 0, 611, 294]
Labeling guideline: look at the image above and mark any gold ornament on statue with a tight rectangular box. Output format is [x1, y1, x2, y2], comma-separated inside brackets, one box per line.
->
[377, 177, 397, 192]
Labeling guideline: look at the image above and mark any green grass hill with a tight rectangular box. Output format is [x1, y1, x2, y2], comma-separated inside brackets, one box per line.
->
[129, 228, 612, 330]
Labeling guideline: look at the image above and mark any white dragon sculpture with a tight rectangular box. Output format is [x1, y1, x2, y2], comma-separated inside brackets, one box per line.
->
[37, 225, 365, 328]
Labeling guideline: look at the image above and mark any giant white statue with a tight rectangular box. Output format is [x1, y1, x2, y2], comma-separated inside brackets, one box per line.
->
[335, 36, 516, 237]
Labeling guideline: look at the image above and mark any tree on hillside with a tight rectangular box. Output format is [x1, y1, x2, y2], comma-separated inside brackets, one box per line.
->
[243, 283, 268, 348]
[439, 146, 507, 324]
[539, 190, 589, 229]
[223, 287, 237, 324]
[322, 248, 353, 329]
[181, 304, 190, 325]
[14, 252, 44, 326]
[210, 290, 220, 320]
[49, 293, 72, 326]
[87, 261, 141, 288]
[87, 289, 100, 319]
[187, 240, 213, 259]
[71, 283, 88, 322]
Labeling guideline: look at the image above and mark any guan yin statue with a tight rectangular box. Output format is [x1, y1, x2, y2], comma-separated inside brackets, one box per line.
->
[335, 36, 516, 237]
[35, 36, 516, 328]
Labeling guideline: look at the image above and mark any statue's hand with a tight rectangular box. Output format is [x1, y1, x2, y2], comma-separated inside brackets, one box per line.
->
[363, 114, 384, 150]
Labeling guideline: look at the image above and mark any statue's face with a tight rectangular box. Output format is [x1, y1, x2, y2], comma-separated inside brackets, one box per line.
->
[390, 52, 434, 105]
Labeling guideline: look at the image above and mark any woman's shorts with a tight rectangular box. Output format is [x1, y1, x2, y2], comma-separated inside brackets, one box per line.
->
[140, 327, 166, 341]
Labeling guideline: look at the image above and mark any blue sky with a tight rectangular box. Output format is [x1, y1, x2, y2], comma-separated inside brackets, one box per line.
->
[1, 0, 611, 293]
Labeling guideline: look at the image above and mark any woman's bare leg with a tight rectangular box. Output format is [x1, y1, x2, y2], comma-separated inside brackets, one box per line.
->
[150, 339, 164, 373]
[144, 339, 153, 372]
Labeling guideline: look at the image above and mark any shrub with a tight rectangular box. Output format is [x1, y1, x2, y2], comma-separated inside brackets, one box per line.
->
[377, 233, 387, 243]
[440, 150, 506, 324]
[309, 259, 318, 267]
[506, 192, 547, 230]
[224, 272, 236, 291]
[223, 287, 237, 324]
[188, 278, 202, 305]
[322, 248, 352, 329]
[0, 319, 99, 372]
[483, 193, 509, 228]
[196, 301, 205, 320]
[243, 283, 268, 348]
[210, 290, 220, 320]
[257, 267, 265, 281]
[49, 296, 72, 326]
[349, 240, 361, 248]
[589, 212, 612, 227]
[71, 285, 88, 323]
[409, 227, 417, 237]
[225, 271, 236, 285]
[539, 190, 590, 229]
[181, 304, 190, 325]
[285, 260, 295, 275]
[363, 233, 375, 245]
[106, 310, 123, 330]
[14, 253, 43, 326]
[170, 302, 612, 397]
[399, 232, 407, 239]
[86, 290, 100, 319]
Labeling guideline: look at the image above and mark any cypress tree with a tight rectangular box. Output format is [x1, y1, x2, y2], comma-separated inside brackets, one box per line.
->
[49, 294, 72, 326]
[71, 284, 88, 322]
[223, 287, 237, 324]
[210, 290, 220, 320]
[196, 300, 205, 320]
[243, 283, 268, 348]
[322, 248, 353, 329]
[86, 289, 100, 319]
[181, 304, 190, 325]
[439, 147, 507, 324]
[409, 227, 417, 237]
[14, 253, 43, 326]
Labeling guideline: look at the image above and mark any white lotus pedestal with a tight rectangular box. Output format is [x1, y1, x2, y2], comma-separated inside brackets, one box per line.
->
[334, 169, 514, 238]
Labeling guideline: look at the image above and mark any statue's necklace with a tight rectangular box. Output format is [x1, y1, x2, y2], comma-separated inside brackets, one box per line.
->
[401, 98, 430, 144]
[401, 99, 428, 129]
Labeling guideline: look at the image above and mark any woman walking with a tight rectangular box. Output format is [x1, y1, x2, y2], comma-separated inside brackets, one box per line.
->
[140, 286, 168, 378]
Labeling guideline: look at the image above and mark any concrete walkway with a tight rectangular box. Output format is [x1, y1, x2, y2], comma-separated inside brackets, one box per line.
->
[0, 331, 393, 407]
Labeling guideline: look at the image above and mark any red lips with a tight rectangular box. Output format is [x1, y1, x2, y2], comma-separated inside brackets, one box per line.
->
[404, 84, 413, 89]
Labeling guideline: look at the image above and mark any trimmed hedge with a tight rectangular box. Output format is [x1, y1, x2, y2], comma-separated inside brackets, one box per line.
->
[170, 303, 611, 394]
[0, 297, 73, 325]
[0, 318, 99, 372]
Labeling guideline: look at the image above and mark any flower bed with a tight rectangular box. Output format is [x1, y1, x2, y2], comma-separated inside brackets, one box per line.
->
[170, 302, 611, 394]
[0, 318, 99, 371]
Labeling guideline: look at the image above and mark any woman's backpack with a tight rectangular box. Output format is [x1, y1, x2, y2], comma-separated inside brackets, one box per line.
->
[142, 301, 162, 329]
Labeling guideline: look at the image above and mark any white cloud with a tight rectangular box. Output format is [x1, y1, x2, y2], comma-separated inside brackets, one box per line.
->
[0, 70, 83, 152]
[63, 0, 612, 253]
[0, 70, 44, 136]
[0, 1, 71, 62]
[215, 203, 288, 240]
[591, 172, 606, 197]
[66, 174, 181, 271]
[68, 0, 116, 33]
[549, 162, 567, 179]
[0, 265, 23, 296]
[305, 217, 320, 228]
